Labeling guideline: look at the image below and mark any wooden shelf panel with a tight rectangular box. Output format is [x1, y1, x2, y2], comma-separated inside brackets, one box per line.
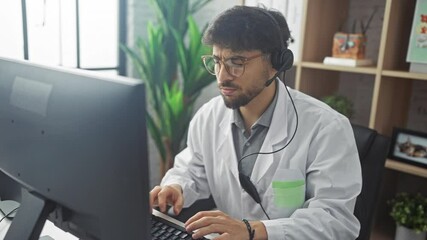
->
[382, 70, 427, 81]
[385, 159, 427, 178]
[371, 227, 394, 240]
[292, 61, 300, 67]
[300, 61, 377, 75]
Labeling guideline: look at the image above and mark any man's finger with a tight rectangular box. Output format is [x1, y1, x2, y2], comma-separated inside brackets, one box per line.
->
[185, 210, 223, 226]
[157, 188, 169, 212]
[149, 186, 162, 213]
[190, 223, 225, 239]
[173, 194, 184, 215]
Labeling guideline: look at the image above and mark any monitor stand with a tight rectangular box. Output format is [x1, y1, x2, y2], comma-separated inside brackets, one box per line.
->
[5, 188, 54, 240]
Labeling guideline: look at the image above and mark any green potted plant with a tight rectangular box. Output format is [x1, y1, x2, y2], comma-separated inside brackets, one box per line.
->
[122, 0, 215, 176]
[322, 94, 354, 118]
[388, 192, 427, 240]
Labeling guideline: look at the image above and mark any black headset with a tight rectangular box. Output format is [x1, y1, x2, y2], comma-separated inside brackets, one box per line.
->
[260, 8, 294, 87]
[238, 7, 298, 220]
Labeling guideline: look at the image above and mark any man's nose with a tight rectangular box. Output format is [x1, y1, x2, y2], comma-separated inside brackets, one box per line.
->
[217, 65, 234, 82]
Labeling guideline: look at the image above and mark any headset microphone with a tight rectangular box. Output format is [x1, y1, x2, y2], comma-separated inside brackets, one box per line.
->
[264, 72, 280, 87]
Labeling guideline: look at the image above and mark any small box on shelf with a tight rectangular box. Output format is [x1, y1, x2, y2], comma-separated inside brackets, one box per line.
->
[327, 30, 374, 67]
[332, 32, 367, 59]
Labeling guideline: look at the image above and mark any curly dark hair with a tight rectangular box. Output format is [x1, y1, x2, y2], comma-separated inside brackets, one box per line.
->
[202, 6, 291, 54]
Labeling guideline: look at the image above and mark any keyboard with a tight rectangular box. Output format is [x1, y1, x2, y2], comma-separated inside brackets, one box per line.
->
[151, 214, 207, 240]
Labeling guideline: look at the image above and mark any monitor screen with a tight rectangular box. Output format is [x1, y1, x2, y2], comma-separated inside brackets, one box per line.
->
[0, 57, 150, 239]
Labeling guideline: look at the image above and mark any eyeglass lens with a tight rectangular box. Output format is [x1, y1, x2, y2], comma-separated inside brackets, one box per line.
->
[203, 56, 245, 77]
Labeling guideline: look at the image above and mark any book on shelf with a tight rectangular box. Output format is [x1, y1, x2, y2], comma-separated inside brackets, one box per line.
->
[407, 0, 427, 63]
[407, 0, 427, 73]
[410, 63, 427, 73]
[323, 57, 374, 67]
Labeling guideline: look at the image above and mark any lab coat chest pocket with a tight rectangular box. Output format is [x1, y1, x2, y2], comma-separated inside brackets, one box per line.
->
[266, 168, 305, 218]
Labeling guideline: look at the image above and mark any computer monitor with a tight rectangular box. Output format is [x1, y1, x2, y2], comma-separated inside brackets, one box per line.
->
[0, 57, 150, 239]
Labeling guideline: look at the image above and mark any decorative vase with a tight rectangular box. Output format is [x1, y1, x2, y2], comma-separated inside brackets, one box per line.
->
[395, 225, 427, 240]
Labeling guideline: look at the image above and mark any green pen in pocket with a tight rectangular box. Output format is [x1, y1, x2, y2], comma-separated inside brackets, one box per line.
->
[272, 179, 305, 208]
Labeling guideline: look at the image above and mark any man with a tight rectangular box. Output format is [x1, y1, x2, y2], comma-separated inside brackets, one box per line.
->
[150, 5, 362, 240]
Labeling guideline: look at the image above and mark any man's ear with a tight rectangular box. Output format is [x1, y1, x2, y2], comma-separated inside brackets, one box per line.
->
[264, 54, 278, 80]
[272, 55, 280, 74]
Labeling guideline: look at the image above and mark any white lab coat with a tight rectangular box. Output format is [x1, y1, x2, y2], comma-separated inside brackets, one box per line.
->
[162, 82, 362, 239]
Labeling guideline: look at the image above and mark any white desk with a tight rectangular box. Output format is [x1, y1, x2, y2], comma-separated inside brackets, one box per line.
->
[0, 219, 78, 240]
[0, 209, 215, 239]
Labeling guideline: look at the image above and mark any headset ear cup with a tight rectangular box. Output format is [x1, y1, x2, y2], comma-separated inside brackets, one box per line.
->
[271, 49, 294, 71]
[280, 49, 294, 71]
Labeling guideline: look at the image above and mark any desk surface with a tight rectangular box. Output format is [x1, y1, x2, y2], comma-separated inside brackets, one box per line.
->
[0, 219, 78, 240]
[0, 209, 215, 239]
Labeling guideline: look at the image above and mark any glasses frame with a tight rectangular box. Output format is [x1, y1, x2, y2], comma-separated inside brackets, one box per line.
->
[201, 53, 266, 77]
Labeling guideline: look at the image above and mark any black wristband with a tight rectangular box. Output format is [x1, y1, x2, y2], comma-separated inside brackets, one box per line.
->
[242, 219, 255, 240]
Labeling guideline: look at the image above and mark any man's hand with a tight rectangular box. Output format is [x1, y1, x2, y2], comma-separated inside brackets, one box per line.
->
[149, 184, 183, 215]
[184, 210, 267, 240]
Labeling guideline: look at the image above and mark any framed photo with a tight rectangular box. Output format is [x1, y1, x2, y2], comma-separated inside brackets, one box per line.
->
[389, 128, 427, 168]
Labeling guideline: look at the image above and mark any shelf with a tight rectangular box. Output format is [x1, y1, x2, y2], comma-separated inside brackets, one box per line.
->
[300, 61, 377, 75]
[385, 159, 427, 178]
[382, 70, 427, 81]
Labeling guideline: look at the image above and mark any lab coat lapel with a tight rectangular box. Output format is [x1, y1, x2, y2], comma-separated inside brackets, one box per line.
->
[216, 109, 240, 183]
[251, 83, 289, 184]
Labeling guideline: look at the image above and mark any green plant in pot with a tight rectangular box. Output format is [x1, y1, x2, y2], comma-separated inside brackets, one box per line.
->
[122, 0, 215, 176]
[322, 94, 354, 118]
[388, 192, 427, 240]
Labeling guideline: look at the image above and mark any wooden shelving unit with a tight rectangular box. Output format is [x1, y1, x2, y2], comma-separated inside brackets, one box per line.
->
[385, 159, 427, 178]
[294, 0, 426, 170]
[291, 0, 427, 239]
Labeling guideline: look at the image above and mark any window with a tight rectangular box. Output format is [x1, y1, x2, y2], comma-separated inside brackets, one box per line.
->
[0, 0, 127, 76]
[0, 1, 24, 59]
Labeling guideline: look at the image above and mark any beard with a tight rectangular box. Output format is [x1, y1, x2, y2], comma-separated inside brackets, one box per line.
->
[219, 80, 266, 109]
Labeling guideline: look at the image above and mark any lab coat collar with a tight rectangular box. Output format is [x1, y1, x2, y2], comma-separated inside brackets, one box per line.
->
[264, 81, 290, 146]
[251, 82, 290, 184]
[218, 108, 240, 182]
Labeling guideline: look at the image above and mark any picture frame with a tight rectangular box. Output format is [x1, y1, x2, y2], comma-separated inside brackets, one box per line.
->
[389, 128, 427, 168]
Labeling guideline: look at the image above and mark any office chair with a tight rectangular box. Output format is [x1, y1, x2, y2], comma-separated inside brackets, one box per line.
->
[174, 124, 390, 240]
[351, 124, 390, 240]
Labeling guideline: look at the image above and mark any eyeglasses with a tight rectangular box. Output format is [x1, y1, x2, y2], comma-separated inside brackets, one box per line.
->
[201, 53, 265, 78]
